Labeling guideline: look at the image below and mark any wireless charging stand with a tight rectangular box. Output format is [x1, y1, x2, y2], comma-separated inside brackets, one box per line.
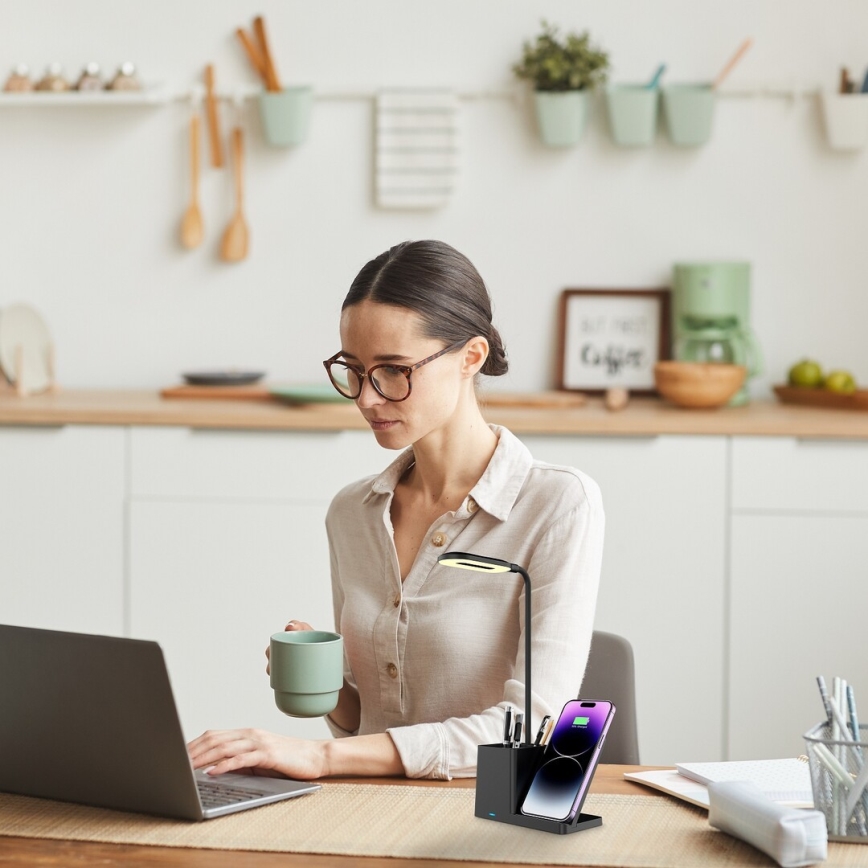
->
[475, 744, 602, 835]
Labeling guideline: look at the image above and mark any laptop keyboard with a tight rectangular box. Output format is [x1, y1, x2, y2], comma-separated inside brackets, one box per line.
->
[197, 778, 269, 809]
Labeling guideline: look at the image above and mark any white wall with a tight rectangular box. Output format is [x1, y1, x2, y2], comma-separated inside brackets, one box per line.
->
[1, 1, 866, 393]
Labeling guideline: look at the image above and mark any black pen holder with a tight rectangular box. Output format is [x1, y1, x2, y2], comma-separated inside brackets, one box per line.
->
[474, 744, 602, 835]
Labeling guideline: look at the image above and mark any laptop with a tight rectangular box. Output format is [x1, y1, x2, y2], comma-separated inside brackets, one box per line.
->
[0, 623, 320, 820]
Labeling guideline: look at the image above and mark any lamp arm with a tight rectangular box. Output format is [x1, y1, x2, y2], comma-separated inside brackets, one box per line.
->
[512, 564, 532, 744]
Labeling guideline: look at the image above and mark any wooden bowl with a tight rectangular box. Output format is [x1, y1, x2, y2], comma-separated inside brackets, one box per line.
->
[654, 361, 746, 409]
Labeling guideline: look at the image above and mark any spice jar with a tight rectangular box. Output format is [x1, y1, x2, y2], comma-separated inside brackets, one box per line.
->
[106, 62, 141, 91]
[3, 64, 33, 92]
[75, 62, 103, 92]
[36, 63, 70, 92]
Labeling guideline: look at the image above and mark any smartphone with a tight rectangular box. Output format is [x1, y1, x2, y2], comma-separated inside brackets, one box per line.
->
[520, 699, 615, 823]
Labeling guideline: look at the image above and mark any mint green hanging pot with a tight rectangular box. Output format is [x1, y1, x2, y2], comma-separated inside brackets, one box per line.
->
[534, 90, 590, 147]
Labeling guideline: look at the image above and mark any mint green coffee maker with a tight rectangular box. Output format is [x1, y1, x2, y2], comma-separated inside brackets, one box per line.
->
[672, 262, 763, 406]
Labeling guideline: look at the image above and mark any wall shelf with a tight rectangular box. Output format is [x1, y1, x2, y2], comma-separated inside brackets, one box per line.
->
[0, 84, 170, 107]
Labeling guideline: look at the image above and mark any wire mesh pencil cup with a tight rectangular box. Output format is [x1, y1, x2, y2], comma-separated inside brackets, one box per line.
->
[804, 722, 868, 842]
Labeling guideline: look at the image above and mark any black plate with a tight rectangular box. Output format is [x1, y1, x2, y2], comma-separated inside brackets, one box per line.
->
[182, 371, 266, 387]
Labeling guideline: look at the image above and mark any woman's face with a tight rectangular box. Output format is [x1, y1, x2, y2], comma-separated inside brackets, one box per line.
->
[338, 300, 479, 450]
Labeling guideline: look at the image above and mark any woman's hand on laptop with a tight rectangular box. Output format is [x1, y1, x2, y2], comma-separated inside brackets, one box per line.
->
[187, 729, 329, 781]
[264, 619, 313, 675]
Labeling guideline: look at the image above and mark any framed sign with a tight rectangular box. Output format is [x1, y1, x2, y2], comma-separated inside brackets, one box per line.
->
[557, 288, 671, 394]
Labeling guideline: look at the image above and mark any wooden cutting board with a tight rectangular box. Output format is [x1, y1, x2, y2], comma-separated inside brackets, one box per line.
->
[161, 384, 273, 401]
[774, 384, 868, 411]
[160, 385, 587, 408]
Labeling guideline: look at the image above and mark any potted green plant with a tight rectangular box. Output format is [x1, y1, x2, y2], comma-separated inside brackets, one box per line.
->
[513, 21, 609, 147]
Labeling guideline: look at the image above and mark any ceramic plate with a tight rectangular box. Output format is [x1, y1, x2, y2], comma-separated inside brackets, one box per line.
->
[269, 384, 348, 404]
[182, 371, 266, 386]
[0, 303, 53, 394]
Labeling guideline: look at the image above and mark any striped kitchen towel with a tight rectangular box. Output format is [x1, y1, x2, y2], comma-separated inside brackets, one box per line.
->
[375, 90, 459, 209]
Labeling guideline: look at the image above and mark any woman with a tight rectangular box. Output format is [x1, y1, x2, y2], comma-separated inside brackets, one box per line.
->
[188, 240, 604, 781]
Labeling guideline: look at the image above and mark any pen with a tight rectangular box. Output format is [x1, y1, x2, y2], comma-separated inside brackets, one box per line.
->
[540, 717, 554, 746]
[830, 678, 859, 759]
[533, 715, 552, 746]
[847, 685, 862, 748]
[512, 713, 523, 748]
[817, 675, 833, 723]
[502, 707, 513, 748]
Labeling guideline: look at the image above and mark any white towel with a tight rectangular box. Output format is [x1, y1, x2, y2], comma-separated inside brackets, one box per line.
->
[375, 90, 459, 209]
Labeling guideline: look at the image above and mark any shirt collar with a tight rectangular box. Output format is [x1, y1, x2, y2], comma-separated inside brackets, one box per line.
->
[361, 425, 534, 522]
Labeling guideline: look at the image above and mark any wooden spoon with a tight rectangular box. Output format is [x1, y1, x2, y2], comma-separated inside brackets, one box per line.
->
[712, 38, 753, 90]
[180, 114, 204, 249]
[220, 127, 249, 262]
[253, 15, 282, 92]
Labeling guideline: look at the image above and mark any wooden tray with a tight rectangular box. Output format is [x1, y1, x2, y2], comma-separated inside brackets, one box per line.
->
[773, 384, 868, 411]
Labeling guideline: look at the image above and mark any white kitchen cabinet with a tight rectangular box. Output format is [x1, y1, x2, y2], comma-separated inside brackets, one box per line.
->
[729, 436, 868, 761]
[0, 425, 125, 636]
[732, 436, 868, 513]
[521, 435, 729, 765]
[129, 426, 388, 501]
[729, 513, 868, 760]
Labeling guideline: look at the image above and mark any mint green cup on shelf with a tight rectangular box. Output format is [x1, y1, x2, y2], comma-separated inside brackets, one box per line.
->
[662, 83, 715, 147]
[269, 630, 343, 717]
[258, 86, 313, 147]
[533, 90, 590, 147]
[606, 85, 659, 146]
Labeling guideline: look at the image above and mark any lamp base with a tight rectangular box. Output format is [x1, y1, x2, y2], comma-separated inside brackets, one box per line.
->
[475, 744, 603, 835]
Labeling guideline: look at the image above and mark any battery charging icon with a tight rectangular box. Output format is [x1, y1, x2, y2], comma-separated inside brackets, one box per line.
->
[573, 716, 590, 726]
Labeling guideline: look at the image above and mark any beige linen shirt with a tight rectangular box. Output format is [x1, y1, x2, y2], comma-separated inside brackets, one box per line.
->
[324, 425, 604, 779]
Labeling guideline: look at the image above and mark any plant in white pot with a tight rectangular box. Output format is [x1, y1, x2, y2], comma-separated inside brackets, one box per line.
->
[513, 21, 610, 147]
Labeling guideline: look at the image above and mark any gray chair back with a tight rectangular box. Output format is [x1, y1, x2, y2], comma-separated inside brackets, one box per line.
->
[579, 630, 639, 765]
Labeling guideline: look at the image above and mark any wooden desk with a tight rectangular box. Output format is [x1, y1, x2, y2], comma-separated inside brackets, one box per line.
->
[0, 765, 650, 868]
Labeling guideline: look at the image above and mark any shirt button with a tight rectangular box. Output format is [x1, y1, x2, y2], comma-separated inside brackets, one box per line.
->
[467, 497, 478, 514]
[431, 532, 447, 547]
[393, 595, 400, 608]
[387, 663, 398, 678]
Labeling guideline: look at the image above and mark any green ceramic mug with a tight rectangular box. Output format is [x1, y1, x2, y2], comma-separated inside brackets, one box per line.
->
[269, 630, 343, 717]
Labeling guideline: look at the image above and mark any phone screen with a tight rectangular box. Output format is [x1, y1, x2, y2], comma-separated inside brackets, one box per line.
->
[520, 699, 614, 822]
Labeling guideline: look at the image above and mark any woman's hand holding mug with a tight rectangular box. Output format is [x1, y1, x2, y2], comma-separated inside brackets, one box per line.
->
[265, 620, 314, 675]
[267, 622, 344, 718]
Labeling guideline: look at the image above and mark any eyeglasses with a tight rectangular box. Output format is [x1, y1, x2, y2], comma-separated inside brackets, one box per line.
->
[323, 340, 467, 402]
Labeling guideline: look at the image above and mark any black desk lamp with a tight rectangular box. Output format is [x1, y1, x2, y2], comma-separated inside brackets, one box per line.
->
[437, 551, 532, 745]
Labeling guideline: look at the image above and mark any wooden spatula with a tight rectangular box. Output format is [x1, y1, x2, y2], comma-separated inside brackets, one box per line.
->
[220, 127, 249, 262]
[179, 114, 204, 249]
[203, 64, 223, 168]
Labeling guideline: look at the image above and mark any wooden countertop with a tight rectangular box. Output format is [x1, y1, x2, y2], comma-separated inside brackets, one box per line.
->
[2, 388, 868, 438]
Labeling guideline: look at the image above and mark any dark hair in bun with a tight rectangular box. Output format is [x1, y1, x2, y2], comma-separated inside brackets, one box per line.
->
[342, 240, 508, 377]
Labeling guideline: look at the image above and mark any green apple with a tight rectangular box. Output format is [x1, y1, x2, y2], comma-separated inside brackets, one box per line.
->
[824, 370, 857, 395]
[788, 359, 824, 388]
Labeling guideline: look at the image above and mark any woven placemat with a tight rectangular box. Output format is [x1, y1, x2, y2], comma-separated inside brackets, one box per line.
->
[0, 785, 861, 867]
